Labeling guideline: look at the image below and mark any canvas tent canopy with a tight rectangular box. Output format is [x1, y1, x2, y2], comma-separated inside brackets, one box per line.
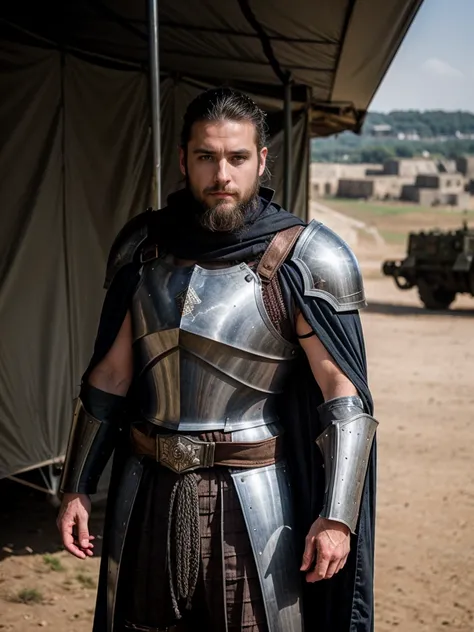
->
[0, 0, 423, 494]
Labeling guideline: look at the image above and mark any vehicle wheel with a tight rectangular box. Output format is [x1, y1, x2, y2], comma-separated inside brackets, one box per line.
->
[417, 283, 456, 310]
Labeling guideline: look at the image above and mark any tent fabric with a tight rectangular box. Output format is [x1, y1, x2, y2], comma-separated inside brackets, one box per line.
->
[0, 0, 422, 481]
[1, 0, 423, 134]
[0, 40, 152, 478]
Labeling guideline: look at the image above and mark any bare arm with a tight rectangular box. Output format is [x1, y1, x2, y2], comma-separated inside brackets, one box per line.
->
[296, 311, 355, 582]
[296, 311, 357, 401]
[58, 311, 133, 559]
[88, 310, 134, 395]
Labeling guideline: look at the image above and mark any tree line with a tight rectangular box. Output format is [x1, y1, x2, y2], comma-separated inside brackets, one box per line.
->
[364, 110, 474, 138]
[312, 111, 474, 164]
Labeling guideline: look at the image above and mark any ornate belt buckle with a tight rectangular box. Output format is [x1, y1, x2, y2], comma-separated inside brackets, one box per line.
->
[156, 435, 215, 473]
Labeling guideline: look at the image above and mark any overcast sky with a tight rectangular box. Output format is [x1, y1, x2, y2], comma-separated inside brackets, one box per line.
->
[370, 0, 473, 112]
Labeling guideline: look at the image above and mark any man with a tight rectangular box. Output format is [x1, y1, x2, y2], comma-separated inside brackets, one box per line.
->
[57, 87, 377, 632]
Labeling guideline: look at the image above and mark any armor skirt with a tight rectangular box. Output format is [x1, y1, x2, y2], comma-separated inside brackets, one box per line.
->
[117, 431, 268, 632]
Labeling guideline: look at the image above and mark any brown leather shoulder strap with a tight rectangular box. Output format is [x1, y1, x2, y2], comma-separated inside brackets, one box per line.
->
[257, 225, 305, 283]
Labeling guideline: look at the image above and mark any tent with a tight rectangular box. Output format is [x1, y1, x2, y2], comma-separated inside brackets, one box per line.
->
[0, 0, 423, 494]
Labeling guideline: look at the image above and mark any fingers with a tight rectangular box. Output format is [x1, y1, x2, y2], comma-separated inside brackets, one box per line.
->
[76, 513, 94, 557]
[305, 542, 349, 583]
[305, 550, 349, 582]
[77, 512, 90, 548]
[61, 518, 87, 559]
[300, 535, 316, 571]
[306, 542, 330, 582]
[57, 501, 93, 560]
[74, 534, 94, 557]
[325, 559, 340, 580]
[337, 553, 349, 574]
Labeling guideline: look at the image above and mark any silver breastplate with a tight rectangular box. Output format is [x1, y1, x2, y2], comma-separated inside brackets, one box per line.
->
[130, 258, 298, 432]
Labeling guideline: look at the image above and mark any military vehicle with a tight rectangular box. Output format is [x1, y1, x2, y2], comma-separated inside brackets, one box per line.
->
[382, 219, 474, 309]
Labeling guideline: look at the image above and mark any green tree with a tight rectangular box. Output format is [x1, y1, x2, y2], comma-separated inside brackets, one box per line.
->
[360, 146, 395, 163]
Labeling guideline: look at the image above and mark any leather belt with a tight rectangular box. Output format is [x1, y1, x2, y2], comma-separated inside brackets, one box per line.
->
[131, 426, 282, 474]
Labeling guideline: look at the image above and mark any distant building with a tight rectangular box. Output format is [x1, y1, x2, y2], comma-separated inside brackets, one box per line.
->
[310, 163, 379, 198]
[383, 158, 438, 177]
[412, 174, 464, 191]
[436, 159, 457, 174]
[401, 187, 470, 208]
[396, 132, 420, 141]
[311, 157, 473, 208]
[369, 124, 392, 137]
[337, 176, 415, 200]
[456, 156, 474, 178]
[401, 173, 467, 207]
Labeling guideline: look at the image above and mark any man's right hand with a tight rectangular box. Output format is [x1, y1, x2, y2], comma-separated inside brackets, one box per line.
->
[57, 493, 94, 559]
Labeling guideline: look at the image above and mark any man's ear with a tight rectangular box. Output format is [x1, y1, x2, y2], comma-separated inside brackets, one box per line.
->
[179, 147, 186, 176]
[259, 147, 268, 177]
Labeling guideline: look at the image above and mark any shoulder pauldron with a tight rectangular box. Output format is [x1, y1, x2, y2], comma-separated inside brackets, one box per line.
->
[104, 212, 152, 289]
[290, 220, 366, 312]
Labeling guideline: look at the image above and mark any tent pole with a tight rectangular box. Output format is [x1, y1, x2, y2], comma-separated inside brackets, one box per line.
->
[283, 76, 292, 209]
[148, 0, 162, 208]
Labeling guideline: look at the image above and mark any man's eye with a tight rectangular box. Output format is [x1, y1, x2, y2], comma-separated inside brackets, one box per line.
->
[198, 155, 213, 161]
[231, 156, 246, 165]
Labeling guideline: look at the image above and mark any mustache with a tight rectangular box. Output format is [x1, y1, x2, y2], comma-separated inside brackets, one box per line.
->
[204, 186, 238, 195]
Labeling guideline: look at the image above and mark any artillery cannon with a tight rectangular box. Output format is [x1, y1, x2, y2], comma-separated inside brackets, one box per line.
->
[382, 219, 474, 310]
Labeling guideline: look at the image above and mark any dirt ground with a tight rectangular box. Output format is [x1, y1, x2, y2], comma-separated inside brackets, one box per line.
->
[1, 202, 473, 631]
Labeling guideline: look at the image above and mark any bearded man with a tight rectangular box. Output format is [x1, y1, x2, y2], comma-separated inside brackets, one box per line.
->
[57, 87, 377, 632]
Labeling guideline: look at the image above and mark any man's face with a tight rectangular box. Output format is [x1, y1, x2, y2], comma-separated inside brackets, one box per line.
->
[179, 119, 268, 232]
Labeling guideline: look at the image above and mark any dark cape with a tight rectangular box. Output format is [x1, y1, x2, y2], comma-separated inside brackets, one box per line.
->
[86, 187, 376, 632]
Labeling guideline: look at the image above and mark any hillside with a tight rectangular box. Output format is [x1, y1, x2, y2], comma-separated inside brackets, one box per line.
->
[363, 110, 474, 138]
[312, 110, 474, 163]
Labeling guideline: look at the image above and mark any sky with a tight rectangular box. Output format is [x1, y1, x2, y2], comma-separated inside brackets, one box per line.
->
[370, 0, 474, 112]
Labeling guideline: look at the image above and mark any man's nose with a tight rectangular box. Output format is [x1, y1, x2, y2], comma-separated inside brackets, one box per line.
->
[215, 159, 230, 184]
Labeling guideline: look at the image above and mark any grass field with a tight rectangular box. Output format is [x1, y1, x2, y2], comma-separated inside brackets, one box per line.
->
[322, 197, 474, 250]
[315, 198, 474, 257]
[325, 197, 474, 220]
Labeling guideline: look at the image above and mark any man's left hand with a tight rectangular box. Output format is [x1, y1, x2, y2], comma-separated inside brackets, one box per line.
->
[300, 517, 351, 582]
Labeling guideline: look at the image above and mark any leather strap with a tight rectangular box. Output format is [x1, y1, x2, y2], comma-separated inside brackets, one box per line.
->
[257, 225, 305, 283]
[131, 426, 282, 469]
[124, 621, 185, 632]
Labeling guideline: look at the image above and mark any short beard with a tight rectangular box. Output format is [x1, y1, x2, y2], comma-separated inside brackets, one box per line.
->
[187, 171, 260, 233]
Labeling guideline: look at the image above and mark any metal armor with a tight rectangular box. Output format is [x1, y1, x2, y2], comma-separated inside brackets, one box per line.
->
[291, 220, 367, 311]
[124, 255, 304, 632]
[60, 398, 120, 495]
[130, 257, 299, 432]
[104, 211, 151, 289]
[316, 396, 378, 533]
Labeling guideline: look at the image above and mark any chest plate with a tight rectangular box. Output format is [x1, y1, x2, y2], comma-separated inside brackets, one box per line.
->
[130, 259, 298, 431]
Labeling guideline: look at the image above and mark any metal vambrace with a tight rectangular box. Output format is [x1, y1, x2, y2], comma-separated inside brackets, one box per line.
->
[315, 395, 378, 533]
[59, 397, 121, 495]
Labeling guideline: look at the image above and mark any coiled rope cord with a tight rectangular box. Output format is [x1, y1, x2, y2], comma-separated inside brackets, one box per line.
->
[167, 473, 201, 619]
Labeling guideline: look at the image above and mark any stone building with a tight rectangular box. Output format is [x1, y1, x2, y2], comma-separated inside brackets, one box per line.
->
[311, 157, 473, 208]
[337, 176, 414, 200]
[383, 158, 438, 177]
[310, 163, 378, 198]
[456, 156, 474, 179]
[401, 173, 468, 207]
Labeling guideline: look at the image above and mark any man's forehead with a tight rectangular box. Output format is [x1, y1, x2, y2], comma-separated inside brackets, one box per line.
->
[189, 119, 257, 146]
